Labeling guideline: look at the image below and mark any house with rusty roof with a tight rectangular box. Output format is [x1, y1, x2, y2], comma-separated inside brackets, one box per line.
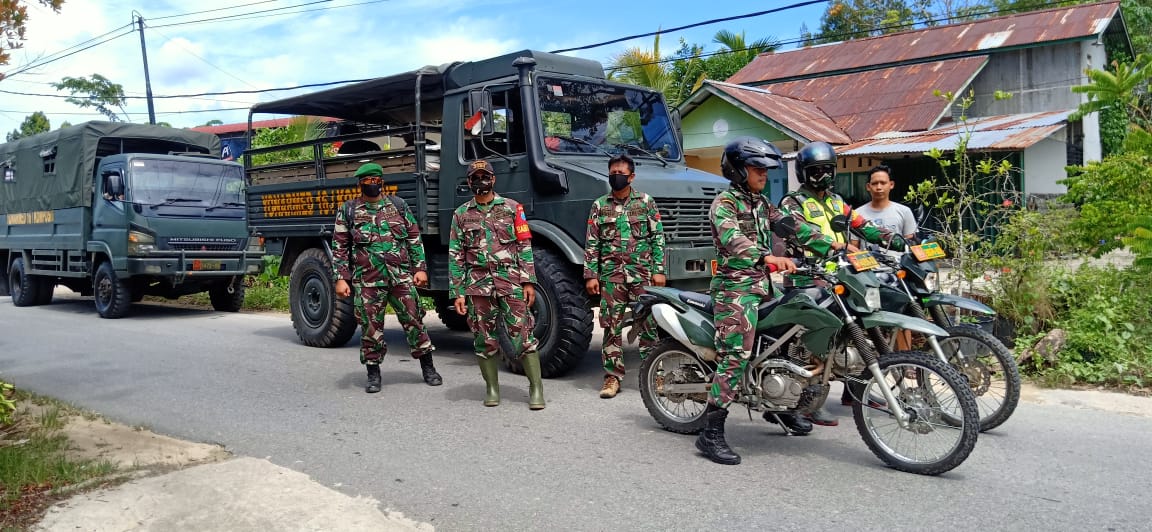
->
[678, 0, 1132, 206]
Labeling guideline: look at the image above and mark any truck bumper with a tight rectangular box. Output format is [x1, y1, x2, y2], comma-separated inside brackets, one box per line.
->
[664, 246, 715, 292]
[126, 251, 265, 282]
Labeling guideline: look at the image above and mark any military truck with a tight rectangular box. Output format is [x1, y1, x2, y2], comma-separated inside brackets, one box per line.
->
[244, 50, 725, 377]
[0, 122, 265, 317]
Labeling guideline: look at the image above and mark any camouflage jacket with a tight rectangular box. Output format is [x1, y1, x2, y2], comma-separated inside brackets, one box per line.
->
[448, 194, 537, 299]
[331, 197, 426, 287]
[709, 188, 819, 295]
[583, 189, 666, 283]
[779, 187, 897, 257]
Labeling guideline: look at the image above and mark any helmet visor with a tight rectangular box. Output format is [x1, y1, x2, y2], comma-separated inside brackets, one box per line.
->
[744, 155, 781, 170]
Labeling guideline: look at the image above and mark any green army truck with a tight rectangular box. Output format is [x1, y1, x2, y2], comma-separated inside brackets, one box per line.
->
[0, 122, 265, 318]
[244, 50, 725, 377]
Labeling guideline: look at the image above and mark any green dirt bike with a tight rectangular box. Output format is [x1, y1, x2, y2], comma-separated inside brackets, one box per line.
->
[867, 238, 1021, 431]
[630, 218, 981, 475]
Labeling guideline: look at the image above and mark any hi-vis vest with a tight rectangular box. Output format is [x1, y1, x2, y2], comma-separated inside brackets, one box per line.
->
[791, 192, 849, 244]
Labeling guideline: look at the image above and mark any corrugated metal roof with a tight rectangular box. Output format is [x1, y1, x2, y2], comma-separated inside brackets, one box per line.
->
[728, 1, 1120, 85]
[701, 80, 851, 144]
[762, 57, 988, 141]
[837, 110, 1072, 155]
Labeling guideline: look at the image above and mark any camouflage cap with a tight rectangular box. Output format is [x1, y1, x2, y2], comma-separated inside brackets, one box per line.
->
[466, 159, 494, 177]
[354, 163, 384, 179]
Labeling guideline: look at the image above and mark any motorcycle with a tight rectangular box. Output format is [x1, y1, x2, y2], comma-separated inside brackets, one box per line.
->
[629, 217, 981, 475]
[867, 237, 1021, 431]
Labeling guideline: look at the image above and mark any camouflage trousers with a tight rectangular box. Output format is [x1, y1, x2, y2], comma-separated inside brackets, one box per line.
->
[353, 283, 434, 365]
[708, 289, 769, 408]
[599, 280, 657, 379]
[466, 287, 538, 361]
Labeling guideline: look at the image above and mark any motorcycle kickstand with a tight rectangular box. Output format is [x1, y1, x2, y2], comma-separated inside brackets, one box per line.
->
[767, 413, 798, 436]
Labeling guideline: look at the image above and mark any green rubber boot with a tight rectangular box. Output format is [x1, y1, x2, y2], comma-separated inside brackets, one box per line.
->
[522, 351, 546, 410]
[478, 356, 500, 407]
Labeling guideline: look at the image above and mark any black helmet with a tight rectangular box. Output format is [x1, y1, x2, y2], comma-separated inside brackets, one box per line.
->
[720, 136, 782, 186]
[796, 141, 837, 191]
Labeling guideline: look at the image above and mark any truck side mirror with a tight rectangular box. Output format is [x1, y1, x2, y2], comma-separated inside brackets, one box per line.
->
[467, 90, 495, 136]
[103, 171, 124, 199]
[669, 108, 684, 147]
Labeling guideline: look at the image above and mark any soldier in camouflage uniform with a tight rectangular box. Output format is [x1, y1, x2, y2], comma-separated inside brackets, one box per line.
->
[695, 138, 830, 466]
[333, 163, 442, 394]
[449, 160, 545, 410]
[584, 154, 666, 399]
[779, 141, 905, 425]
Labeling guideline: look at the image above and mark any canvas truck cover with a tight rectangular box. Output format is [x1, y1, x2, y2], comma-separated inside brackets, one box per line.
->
[0, 121, 221, 214]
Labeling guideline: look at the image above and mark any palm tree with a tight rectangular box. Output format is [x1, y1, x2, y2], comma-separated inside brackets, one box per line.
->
[607, 32, 674, 95]
[1071, 54, 1151, 131]
[712, 29, 779, 64]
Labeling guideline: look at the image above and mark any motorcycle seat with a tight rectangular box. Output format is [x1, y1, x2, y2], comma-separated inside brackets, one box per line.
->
[678, 291, 714, 315]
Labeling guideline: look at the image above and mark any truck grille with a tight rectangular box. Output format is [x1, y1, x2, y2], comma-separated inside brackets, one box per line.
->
[654, 197, 713, 245]
[161, 237, 243, 252]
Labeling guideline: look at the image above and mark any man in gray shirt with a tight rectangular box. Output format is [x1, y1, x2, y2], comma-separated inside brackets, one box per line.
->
[855, 164, 917, 240]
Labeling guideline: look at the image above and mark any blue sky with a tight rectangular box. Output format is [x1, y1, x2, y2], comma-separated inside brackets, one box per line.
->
[0, 0, 830, 133]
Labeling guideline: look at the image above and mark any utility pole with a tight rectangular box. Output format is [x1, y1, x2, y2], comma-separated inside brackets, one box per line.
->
[134, 12, 156, 125]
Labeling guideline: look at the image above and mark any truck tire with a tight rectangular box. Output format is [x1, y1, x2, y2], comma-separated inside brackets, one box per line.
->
[290, 248, 357, 347]
[434, 294, 470, 331]
[209, 277, 246, 312]
[501, 247, 592, 378]
[93, 261, 132, 318]
[8, 259, 40, 307]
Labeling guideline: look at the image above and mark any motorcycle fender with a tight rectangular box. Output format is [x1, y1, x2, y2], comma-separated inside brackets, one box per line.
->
[651, 304, 718, 362]
[924, 293, 995, 315]
[861, 310, 949, 337]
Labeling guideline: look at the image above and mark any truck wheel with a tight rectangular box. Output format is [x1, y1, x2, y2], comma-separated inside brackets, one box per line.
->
[8, 259, 41, 307]
[34, 277, 55, 305]
[290, 248, 357, 347]
[209, 277, 246, 312]
[93, 261, 131, 318]
[501, 247, 592, 378]
[434, 294, 470, 331]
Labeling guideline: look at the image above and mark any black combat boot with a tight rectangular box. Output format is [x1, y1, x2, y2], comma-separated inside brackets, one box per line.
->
[765, 412, 813, 435]
[695, 404, 741, 465]
[366, 364, 382, 394]
[419, 353, 443, 386]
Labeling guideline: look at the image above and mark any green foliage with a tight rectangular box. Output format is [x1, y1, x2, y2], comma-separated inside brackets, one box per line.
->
[607, 32, 674, 97]
[1070, 54, 1152, 133]
[50, 74, 129, 122]
[1124, 0, 1152, 57]
[810, 0, 929, 44]
[1061, 128, 1152, 255]
[249, 116, 333, 166]
[666, 30, 778, 106]
[1027, 265, 1152, 389]
[0, 381, 15, 426]
[984, 208, 1081, 334]
[5, 110, 49, 141]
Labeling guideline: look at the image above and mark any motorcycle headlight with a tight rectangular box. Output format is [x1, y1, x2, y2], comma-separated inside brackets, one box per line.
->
[924, 272, 937, 292]
[865, 287, 882, 311]
[128, 230, 155, 255]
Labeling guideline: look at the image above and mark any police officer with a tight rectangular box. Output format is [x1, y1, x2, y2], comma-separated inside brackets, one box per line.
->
[779, 142, 905, 424]
[449, 160, 545, 410]
[696, 137, 828, 466]
[584, 154, 666, 399]
[332, 163, 442, 393]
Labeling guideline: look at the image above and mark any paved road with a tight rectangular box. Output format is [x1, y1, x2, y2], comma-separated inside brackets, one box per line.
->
[2, 293, 1150, 531]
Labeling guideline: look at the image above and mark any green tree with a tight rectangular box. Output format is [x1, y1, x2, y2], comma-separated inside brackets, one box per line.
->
[1070, 53, 1152, 150]
[1062, 128, 1152, 257]
[811, 0, 925, 44]
[5, 110, 49, 141]
[249, 116, 331, 166]
[202, 119, 224, 126]
[58, 120, 71, 129]
[50, 74, 128, 122]
[607, 33, 673, 96]
[665, 30, 779, 106]
[0, 0, 63, 78]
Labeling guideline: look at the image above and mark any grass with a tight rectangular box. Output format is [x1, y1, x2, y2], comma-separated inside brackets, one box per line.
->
[0, 387, 117, 529]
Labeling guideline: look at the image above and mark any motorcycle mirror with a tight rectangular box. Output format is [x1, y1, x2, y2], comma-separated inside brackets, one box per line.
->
[772, 216, 798, 238]
[914, 204, 928, 225]
[830, 214, 850, 233]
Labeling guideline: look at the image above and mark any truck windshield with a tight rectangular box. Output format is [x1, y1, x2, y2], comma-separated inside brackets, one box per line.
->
[129, 159, 245, 217]
[537, 77, 681, 160]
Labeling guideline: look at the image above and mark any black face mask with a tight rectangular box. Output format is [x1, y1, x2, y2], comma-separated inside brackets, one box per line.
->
[360, 183, 382, 197]
[608, 172, 631, 191]
[468, 174, 494, 196]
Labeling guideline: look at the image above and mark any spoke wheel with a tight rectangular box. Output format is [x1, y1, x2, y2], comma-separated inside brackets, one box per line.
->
[854, 350, 979, 476]
[938, 324, 1020, 431]
[638, 338, 711, 434]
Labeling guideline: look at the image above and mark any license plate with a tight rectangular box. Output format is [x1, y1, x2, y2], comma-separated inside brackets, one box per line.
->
[710, 259, 717, 275]
[911, 242, 947, 261]
[847, 251, 879, 271]
[190, 260, 222, 271]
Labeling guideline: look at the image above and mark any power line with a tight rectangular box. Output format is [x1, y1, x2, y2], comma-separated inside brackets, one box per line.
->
[2, 23, 135, 79]
[149, 0, 281, 21]
[144, 23, 260, 89]
[0, 77, 373, 100]
[550, 0, 828, 54]
[148, 0, 390, 29]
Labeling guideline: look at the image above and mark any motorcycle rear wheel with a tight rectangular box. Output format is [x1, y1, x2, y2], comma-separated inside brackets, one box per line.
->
[639, 338, 711, 435]
[853, 350, 980, 476]
[939, 324, 1020, 431]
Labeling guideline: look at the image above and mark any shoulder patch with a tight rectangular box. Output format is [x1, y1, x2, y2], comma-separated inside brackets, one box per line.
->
[514, 204, 532, 241]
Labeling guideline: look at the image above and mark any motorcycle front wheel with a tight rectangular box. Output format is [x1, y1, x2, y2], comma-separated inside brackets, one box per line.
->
[853, 350, 980, 476]
[639, 338, 712, 435]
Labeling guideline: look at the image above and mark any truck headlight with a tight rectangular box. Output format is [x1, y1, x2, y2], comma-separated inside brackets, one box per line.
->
[128, 230, 155, 255]
[247, 235, 265, 253]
